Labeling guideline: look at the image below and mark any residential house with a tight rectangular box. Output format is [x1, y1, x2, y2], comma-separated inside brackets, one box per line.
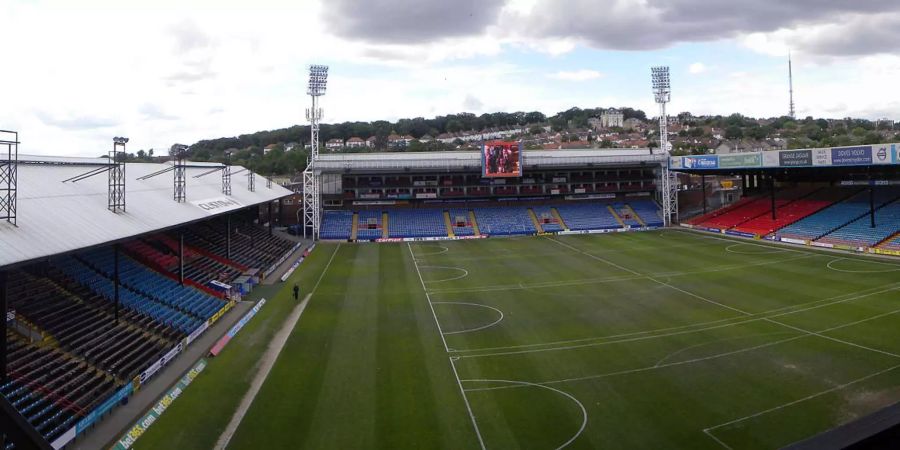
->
[346, 137, 366, 148]
[623, 117, 644, 130]
[263, 143, 279, 155]
[325, 138, 344, 151]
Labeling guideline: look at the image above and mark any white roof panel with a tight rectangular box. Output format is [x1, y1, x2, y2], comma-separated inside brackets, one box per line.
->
[0, 160, 291, 269]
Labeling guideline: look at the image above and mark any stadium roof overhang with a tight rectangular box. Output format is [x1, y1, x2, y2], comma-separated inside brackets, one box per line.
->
[670, 143, 900, 179]
[0, 155, 293, 270]
[313, 149, 668, 174]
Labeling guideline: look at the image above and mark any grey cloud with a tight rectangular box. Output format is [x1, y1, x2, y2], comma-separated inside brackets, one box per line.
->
[463, 95, 483, 111]
[790, 15, 900, 56]
[36, 112, 118, 130]
[519, 0, 900, 53]
[323, 0, 506, 43]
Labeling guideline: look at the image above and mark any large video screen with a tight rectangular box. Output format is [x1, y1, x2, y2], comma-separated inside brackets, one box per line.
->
[482, 141, 522, 178]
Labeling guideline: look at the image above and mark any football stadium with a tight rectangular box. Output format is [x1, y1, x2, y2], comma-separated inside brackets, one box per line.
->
[2, 96, 900, 450]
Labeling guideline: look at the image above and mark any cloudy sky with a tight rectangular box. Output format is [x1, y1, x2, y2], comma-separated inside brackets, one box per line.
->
[2, 0, 899, 156]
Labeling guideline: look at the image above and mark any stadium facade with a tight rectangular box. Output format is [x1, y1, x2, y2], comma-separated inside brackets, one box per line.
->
[0, 154, 298, 449]
[309, 148, 675, 241]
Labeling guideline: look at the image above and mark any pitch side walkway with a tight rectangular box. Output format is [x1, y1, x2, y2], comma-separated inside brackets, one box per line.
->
[71, 300, 255, 450]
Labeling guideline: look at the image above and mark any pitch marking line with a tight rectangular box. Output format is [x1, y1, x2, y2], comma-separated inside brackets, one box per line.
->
[432, 302, 505, 335]
[407, 243, 487, 450]
[450, 282, 900, 356]
[427, 253, 812, 295]
[702, 363, 900, 449]
[826, 257, 900, 273]
[653, 331, 796, 367]
[462, 379, 588, 450]
[420, 265, 470, 283]
[550, 234, 900, 363]
[214, 243, 341, 450]
[412, 244, 449, 256]
[466, 300, 900, 394]
[672, 228, 900, 265]
[724, 243, 792, 255]
[546, 236, 753, 316]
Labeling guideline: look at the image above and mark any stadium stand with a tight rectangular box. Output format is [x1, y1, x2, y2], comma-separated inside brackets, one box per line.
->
[122, 237, 242, 286]
[320, 210, 353, 240]
[472, 207, 536, 236]
[693, 187, 817, 230]
[879, 233, 900, 251]
[629, 200, 664, 227]
[448, 209, 475, 236]
[531, 206, 563, 232]
[2, 267, 182, 446]
[776, 188, 898, 241]
[613, 202, 642, 227]
[58, 249, 224, 334]
[179, 218, 297, 271]
[356, 210, 383, 240]
[817, 198, 900, 247]
[733, 188, 852, 236]
[686, 196, 756, 225]
[387, 209, 447, 238]
[555, 203, 624, 231]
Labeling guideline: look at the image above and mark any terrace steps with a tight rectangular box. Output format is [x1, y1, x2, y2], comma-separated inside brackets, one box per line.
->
[468, 211, 481, 236]
[350, 212, 359, 241]
[876, 230, 900, 248]
[551, 207, 569, 231]
[382, 212, 389, 239]
[443, 211, 455, 238]
[624, 204, 646, 227]
[527, 208, 544, 233]
[729, 187, 824, 230]
[608, 205, 626, 227]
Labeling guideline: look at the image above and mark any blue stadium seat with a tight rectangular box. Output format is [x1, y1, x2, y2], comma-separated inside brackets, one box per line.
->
[387, 209, 447, 238]
[629, 200, 664, 227]
[531, 206, 563, 232]
[472, 207, 535, 236]
[356, 210, 383, 240]
[320, 210, 353, 240]
[448, 209, 475, 236]
[778, 188, 899, 242]
[554, 203, 621, 231]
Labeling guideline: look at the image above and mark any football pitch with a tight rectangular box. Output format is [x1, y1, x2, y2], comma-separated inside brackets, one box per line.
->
[141, 230, 900, 449]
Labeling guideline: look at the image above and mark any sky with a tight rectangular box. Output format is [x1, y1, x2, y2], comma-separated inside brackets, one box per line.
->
[2, 0, 899, 157]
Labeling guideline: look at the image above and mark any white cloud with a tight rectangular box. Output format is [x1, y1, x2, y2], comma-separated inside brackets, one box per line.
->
[548, 69, 603, 81]
[0, 0, 897, 158]
[688, 63, 707, 74]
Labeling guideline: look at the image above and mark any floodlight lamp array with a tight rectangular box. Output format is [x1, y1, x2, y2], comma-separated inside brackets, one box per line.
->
[651, 66, 671, 103]
[308, 65, 329, 96]
[113, 136, 129, 144]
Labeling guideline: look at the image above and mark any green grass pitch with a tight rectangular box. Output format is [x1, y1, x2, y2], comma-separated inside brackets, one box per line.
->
[140, 230, 900, 449]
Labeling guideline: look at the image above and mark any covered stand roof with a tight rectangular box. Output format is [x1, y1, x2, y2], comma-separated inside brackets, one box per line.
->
[0, 155, 292, 269]
[313, 149, 666, 173]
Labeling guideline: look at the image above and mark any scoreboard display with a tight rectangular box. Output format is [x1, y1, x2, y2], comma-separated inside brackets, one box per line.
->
[482, 140, 522, 178]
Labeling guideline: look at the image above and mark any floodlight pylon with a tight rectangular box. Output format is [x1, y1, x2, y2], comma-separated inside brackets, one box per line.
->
[303, 64, 328, 239]
[651, 66, 677, 226]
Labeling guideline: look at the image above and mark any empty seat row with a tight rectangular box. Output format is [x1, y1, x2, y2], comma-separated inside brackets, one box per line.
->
[387, 209, 447, 238]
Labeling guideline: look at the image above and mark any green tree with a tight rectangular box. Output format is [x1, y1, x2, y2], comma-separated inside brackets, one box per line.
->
[725, 126, 743, 140]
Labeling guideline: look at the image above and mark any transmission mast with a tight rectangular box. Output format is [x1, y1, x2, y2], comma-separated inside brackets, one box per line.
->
[788, 52, 796, 119]
[302, 65, 328, 239]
